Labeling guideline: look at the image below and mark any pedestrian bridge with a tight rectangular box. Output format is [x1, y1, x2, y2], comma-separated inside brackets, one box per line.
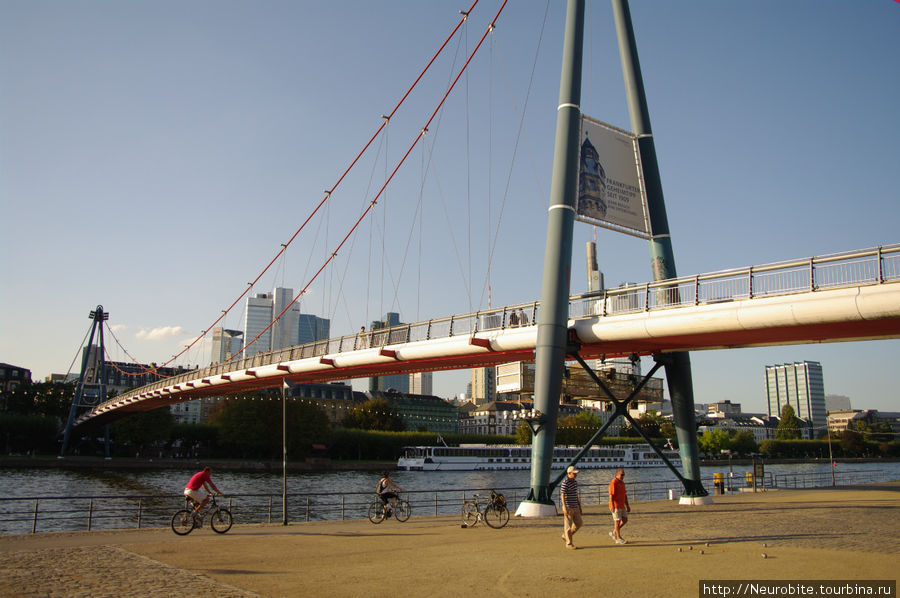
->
[75, 245, 900, 427]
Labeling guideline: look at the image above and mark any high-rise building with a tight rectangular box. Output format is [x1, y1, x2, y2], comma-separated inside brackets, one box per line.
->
[242, 287, 330, 356]
[409, 371, 433, 396]
[210, 328, 243, 364]
[244, 292, 275, 357]
[765, 361, 827, 435]
[271, 287, 299, 351]
[298, 313, 330, 345]
[471, 367, 496, 406]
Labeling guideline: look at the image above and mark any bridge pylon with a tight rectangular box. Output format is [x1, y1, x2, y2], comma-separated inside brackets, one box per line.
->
[59, 305, 112, 459]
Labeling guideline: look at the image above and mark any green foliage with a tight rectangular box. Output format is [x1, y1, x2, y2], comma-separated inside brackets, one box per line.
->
[730, 430, 758, 456]
[757, 437, 892, 458]
[341, 398, 405, 431]
[0, 413, 59, 453]
[555, 411, 603, 446]
[698, 428, 732, 456]
[109, 408, 175, 455]
[839, 430, 865, 455]
[0, 381, 74, 419]
[170, 423, 220, 456]
[659, 421, 676, 440]
[775, 404, 802, 440]
[212, 394, 331, 459]
[514, 421, 531, 445]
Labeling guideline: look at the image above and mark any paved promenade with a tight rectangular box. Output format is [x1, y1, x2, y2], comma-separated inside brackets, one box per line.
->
[1, 484, 897, 598]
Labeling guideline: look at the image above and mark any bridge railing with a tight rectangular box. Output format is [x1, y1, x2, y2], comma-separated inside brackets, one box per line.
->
[569, 243, 900, 318]
[89, 244, 900, 403]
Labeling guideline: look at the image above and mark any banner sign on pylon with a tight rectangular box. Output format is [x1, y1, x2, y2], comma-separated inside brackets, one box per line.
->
[575, 116, 651, 239]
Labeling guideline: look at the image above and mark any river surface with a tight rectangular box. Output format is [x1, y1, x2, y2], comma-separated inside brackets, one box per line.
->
[0, 461, 897, 535]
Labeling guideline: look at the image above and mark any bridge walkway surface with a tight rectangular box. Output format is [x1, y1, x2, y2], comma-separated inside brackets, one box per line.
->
[0, 484, 897, 598]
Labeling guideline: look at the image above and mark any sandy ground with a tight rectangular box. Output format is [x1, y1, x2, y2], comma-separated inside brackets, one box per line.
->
[0, 484, 897, 598]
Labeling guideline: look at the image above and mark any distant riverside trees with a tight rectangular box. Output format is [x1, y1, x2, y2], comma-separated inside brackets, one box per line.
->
[0, 381, 74, 454]
[341, 397, 405, 432]
[697, 428, 759, 457]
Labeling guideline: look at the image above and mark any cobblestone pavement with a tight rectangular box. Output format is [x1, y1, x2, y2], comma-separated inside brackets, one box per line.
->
[0, 546, 260, 598]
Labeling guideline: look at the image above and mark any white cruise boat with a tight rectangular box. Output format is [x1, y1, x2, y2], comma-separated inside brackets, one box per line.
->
[397, 444, 677, 471]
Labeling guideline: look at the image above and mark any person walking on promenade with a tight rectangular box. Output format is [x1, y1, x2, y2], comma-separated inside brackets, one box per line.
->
[184, 466, 222, 515]
[608, 468, 630, 544]
[560, 465, 583, 549]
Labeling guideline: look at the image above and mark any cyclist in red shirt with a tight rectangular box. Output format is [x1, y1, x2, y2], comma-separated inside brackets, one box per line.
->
[184, 466, 222, 514]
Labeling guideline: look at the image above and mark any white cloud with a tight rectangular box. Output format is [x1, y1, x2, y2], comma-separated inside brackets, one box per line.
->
[135, 326, 185, 341]
[109, 324, 127, 332]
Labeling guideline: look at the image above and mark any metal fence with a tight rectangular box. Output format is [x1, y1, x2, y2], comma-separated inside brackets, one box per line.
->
[1, 469, 889, 535]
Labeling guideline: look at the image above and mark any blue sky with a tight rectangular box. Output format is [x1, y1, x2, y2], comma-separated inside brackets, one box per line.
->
[1, 1, 898, 413]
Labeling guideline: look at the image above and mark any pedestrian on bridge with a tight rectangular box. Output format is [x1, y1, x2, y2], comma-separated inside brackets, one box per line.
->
[560, 465, 582, 549]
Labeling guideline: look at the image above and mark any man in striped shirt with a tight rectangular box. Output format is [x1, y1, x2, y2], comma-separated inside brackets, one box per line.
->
[560, 465, 582, 549]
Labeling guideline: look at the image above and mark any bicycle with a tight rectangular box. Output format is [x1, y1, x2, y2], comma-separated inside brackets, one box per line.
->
[367, 493, 411, 524]
[461, 490, 510, 529]
[171, 494, 233, 535]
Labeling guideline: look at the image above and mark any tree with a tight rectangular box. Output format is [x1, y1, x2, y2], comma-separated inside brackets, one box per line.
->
[775, 404, 802, 440]
[342, 398, 405, 431]
[109, 408, 175, 456]
[556, 411, 603, 445]
[514, 421, 532, 445]
[839, 429, 865, 456]
[698, 428, 731, 456]
[730, 430, 758, 456]
[213, 393, 331, 459]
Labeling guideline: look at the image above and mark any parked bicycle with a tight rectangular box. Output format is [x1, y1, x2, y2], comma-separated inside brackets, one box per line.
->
[171, 494, 233, 535]
[367, 493, 411, 524]
[461, 490, 509, 529]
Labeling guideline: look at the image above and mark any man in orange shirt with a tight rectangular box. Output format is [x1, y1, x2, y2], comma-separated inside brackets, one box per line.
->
[608, 468, 630, 544]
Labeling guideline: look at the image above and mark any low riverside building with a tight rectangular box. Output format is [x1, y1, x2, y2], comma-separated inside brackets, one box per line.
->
[371, 389, 459, 434]
[0, 363, 31, 391]
[698, 415, 778, 443]
[287, 382, 362, 425]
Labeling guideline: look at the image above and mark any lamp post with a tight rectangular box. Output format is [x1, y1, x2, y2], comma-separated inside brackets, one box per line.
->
[720, 449, 733, 492]
[282, 380, 288, 525]
[826, 425, 836, 487]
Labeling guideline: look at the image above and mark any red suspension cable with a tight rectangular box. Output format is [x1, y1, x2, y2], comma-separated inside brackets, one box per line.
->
[232, 1, 508, 359]
[144, 2, 481, 371]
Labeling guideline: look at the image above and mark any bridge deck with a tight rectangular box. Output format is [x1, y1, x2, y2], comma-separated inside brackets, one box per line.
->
[77, 245, 900, 426]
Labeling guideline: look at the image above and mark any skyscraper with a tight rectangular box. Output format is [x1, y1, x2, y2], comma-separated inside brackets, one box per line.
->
[409, 371, 433, 395]
[243, 292, 275, 357]
[471, 367, 496, 406]
[243, 287, 330, 356]
[765, 361, 827, 435]
[298, 313, 330, 345]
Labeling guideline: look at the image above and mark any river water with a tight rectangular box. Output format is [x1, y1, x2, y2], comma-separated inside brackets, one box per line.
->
[0, 461, 897, 535]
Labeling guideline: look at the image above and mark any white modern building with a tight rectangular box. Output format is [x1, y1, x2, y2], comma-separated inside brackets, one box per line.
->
[765, 361, 827, 436]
